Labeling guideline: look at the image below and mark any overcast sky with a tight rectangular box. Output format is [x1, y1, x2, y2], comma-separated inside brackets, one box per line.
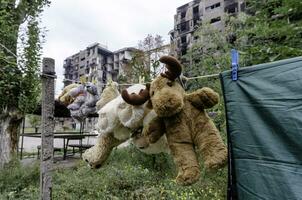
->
[41, 0, 190, 95]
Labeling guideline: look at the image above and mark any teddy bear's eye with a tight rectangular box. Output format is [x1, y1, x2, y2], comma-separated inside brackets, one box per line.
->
[167, 82, 173, 87]
[151, 91, 154, 96]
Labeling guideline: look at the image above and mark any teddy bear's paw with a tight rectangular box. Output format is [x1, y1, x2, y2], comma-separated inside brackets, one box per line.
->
[201, 87, 219, 107]
[176, 167, 200, 186]
[204, 150, 228, 171]
[82, 147, 104, 169]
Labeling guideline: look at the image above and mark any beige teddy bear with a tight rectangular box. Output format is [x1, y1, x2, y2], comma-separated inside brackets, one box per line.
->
[122, 56, 227, 185]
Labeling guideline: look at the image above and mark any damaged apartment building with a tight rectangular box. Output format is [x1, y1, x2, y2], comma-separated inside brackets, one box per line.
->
[170, 0, 245, 57]
[63, 43, 138, 93]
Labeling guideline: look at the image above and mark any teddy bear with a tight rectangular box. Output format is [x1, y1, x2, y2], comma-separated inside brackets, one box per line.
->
[57, 83, 80, 106]
[96, 80, 119, 111]
[121, 55, 227, 185]
[83, 83, 153, 168]
[58, 82, 99, 121]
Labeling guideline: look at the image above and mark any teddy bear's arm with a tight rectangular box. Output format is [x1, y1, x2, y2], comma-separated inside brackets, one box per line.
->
[185, 87, 219, 109]
[143, 116, 166, 144]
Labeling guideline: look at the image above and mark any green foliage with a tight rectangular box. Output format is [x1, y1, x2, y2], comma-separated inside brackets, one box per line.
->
[18, 17, 43, 113]
[124, 34, 166, 84]
[126, 50, 152, 83]
[0, 0, 50, 114]
[236, 0, 302, 66]
[0, 159, 40, 199]
[0, 146, 227, 200]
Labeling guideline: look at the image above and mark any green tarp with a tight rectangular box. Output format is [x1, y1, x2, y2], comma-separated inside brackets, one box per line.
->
[220, 57, 302, 200]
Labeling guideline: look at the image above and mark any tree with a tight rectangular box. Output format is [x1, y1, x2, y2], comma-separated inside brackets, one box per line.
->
[125, 49, 151, 83]
[0, 0, 50, 167]
[119, 34, 168, 85]
[236, 0, 302, 66]
[138, 34, 169, 79]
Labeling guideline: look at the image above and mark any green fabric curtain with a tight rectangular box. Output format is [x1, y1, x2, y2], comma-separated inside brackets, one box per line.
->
[220, 57, 302, 200]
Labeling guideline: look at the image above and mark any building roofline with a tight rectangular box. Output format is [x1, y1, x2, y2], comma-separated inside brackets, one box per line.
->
[113, 47, 139, 53]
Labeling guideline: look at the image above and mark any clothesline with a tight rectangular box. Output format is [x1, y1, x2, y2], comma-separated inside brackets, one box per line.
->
[61, 72, 220, 87]
[182, 73, 220, 80]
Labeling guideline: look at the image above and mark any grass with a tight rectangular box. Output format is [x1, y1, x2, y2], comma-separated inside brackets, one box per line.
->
[0, 145, 227, 200]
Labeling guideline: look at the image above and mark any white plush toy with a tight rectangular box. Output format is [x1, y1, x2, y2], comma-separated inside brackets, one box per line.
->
[83, 84, 150, 168]
[83, 84, 168, 168]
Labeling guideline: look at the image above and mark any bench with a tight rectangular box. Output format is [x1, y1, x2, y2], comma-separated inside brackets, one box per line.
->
[37, 145, 62, 159]
[67, 144, 93, 155]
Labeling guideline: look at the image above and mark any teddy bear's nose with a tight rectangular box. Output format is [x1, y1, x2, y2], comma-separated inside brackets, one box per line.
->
[139, 146, 145, 149]
[95, 164, 102, 169]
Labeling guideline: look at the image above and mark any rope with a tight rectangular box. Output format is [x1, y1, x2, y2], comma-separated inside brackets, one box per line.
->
[182, 73, 220, 80]
[60, 73, 219, 86]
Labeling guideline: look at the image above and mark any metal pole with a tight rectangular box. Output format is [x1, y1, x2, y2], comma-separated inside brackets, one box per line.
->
[40, 58, 56, 200]
[19, 117, 25, 159]
[79, 120, 84, 157]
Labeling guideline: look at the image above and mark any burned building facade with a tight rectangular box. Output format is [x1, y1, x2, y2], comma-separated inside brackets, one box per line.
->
[63, 43, 138, 93]
[170, 0, 245, 57]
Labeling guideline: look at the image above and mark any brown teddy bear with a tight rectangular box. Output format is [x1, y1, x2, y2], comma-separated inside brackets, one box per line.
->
[122, 56, 227, 185]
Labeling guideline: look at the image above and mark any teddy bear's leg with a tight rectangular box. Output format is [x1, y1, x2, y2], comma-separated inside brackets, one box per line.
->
[168, 141, 200, 186]
[194, 120, 227, 170]
[82, 133, 124, 169]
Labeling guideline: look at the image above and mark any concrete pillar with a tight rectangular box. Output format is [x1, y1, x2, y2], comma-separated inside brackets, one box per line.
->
[40, 58, 56, 200]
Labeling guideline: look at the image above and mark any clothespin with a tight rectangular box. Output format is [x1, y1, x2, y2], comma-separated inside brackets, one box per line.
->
[231, 49, 239, 81]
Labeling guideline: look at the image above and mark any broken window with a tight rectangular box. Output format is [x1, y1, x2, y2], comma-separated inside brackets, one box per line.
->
[180, 21, 189, 32]
[210, 16, 221, 24]
[240, 2, 246, 12]
[206, 2, 221, 11]
[225, 2, 238, 14]
[181, 36, 187, 44]
[181, 47, 187, 56]
[181, 11, 186, 19]
[74, 73, 78, 79]
[193, 6, 199, 14]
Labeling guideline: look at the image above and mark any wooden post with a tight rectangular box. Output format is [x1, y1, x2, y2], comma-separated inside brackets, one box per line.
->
[40, 58, 56, 200]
